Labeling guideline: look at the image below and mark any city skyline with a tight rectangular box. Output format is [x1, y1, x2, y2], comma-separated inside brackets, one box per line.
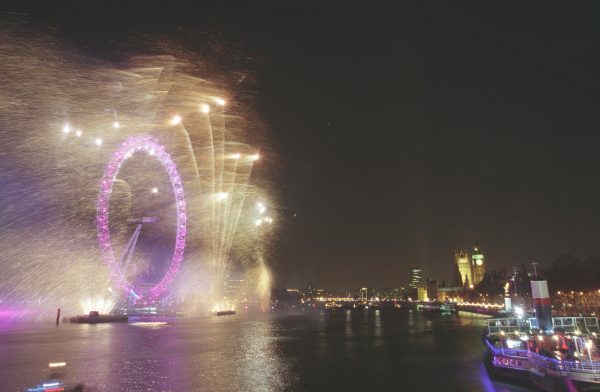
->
[1, 3, 600, 392]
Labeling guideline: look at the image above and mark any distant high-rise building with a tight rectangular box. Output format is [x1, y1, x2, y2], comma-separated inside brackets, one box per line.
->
[409, 266, 422, 289]
[306, 282, 315, 294]
[224, 272, 246, 299]
[359, 287, 372, 302]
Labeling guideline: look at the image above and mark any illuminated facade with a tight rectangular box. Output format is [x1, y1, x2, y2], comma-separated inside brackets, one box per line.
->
[426, 279, 438, 301]
[359, 287, 372, 301]
[455, 250, 472, 287]
[454, 242, 486, 288]
[471, 243, 485, 286]
[417, 287, 428, 301]
[409, 266, 422, 289]
[224, 271, 247, 300]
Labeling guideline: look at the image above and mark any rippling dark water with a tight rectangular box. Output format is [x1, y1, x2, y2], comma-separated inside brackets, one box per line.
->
[0, 310, 535, 391]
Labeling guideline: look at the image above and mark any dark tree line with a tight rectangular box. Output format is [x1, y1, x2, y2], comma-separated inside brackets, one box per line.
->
[474, 254, 600, 297]
[542, 254, 600, 292]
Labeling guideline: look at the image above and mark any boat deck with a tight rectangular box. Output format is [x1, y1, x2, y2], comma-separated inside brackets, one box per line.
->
[484, 317, 600, 391]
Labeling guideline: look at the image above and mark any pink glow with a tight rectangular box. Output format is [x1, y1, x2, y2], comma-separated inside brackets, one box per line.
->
[96, 135, 187, 301]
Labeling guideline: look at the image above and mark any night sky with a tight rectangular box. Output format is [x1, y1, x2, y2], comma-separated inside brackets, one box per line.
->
[10, 2, 600, 291]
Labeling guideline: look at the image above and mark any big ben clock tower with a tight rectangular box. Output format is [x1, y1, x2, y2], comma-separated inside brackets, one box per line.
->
[471, 241, 485, 285]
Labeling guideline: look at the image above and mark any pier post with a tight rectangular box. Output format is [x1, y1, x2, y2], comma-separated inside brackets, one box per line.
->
[55, 308, 61, 326]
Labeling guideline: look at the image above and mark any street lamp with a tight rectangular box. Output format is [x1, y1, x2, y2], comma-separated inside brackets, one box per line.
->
[514, 306, 524, 318]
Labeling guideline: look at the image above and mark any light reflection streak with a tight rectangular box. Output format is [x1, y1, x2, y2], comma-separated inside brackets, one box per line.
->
[239, 320, 289, 391]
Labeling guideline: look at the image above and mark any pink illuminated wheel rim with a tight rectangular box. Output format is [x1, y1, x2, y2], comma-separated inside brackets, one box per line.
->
[96, 134, 186, 301]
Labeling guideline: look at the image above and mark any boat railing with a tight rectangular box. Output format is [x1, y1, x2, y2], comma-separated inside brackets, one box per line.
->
[486, 339, 600, 376]
[488, 316, 600, 335]
[484, 339, 529, 358]
[561, 371, 600, 383]
[486, 318, 531, 334]
[533, 354, 600, 382]
[552, 316, 600, 334]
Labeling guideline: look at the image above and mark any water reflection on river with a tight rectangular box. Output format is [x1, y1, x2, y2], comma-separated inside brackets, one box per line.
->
[0, 310, 534, 391]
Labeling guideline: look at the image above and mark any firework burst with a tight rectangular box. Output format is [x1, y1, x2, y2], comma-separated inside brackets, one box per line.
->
[0, 17, 276, 320]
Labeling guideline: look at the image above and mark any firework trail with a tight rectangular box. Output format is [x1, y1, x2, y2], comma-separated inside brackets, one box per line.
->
[0, 16, 276, 320]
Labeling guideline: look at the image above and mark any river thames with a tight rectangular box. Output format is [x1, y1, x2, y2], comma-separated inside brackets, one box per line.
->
[0, 310, 534, 391]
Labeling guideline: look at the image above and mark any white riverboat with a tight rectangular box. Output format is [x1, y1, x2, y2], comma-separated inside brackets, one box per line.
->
[484, 316, 600, 391]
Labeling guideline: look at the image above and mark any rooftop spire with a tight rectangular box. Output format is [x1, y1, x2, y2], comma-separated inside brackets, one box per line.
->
[530, 260, 545, 280]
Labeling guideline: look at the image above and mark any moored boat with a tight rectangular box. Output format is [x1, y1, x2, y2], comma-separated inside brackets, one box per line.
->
[67, 311, 128, 324]
[483, 268, 600, 391]
[215, 310, 236, 316]
[484, 316, 600, 391]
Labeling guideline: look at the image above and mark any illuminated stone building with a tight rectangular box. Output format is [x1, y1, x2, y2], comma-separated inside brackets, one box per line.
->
[426, 279, 438, 301]
[454, 241, 486, 288]
[455, 250, 472, 287]
[417, 287, 428, 301]
[471, 242, 486, 286]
